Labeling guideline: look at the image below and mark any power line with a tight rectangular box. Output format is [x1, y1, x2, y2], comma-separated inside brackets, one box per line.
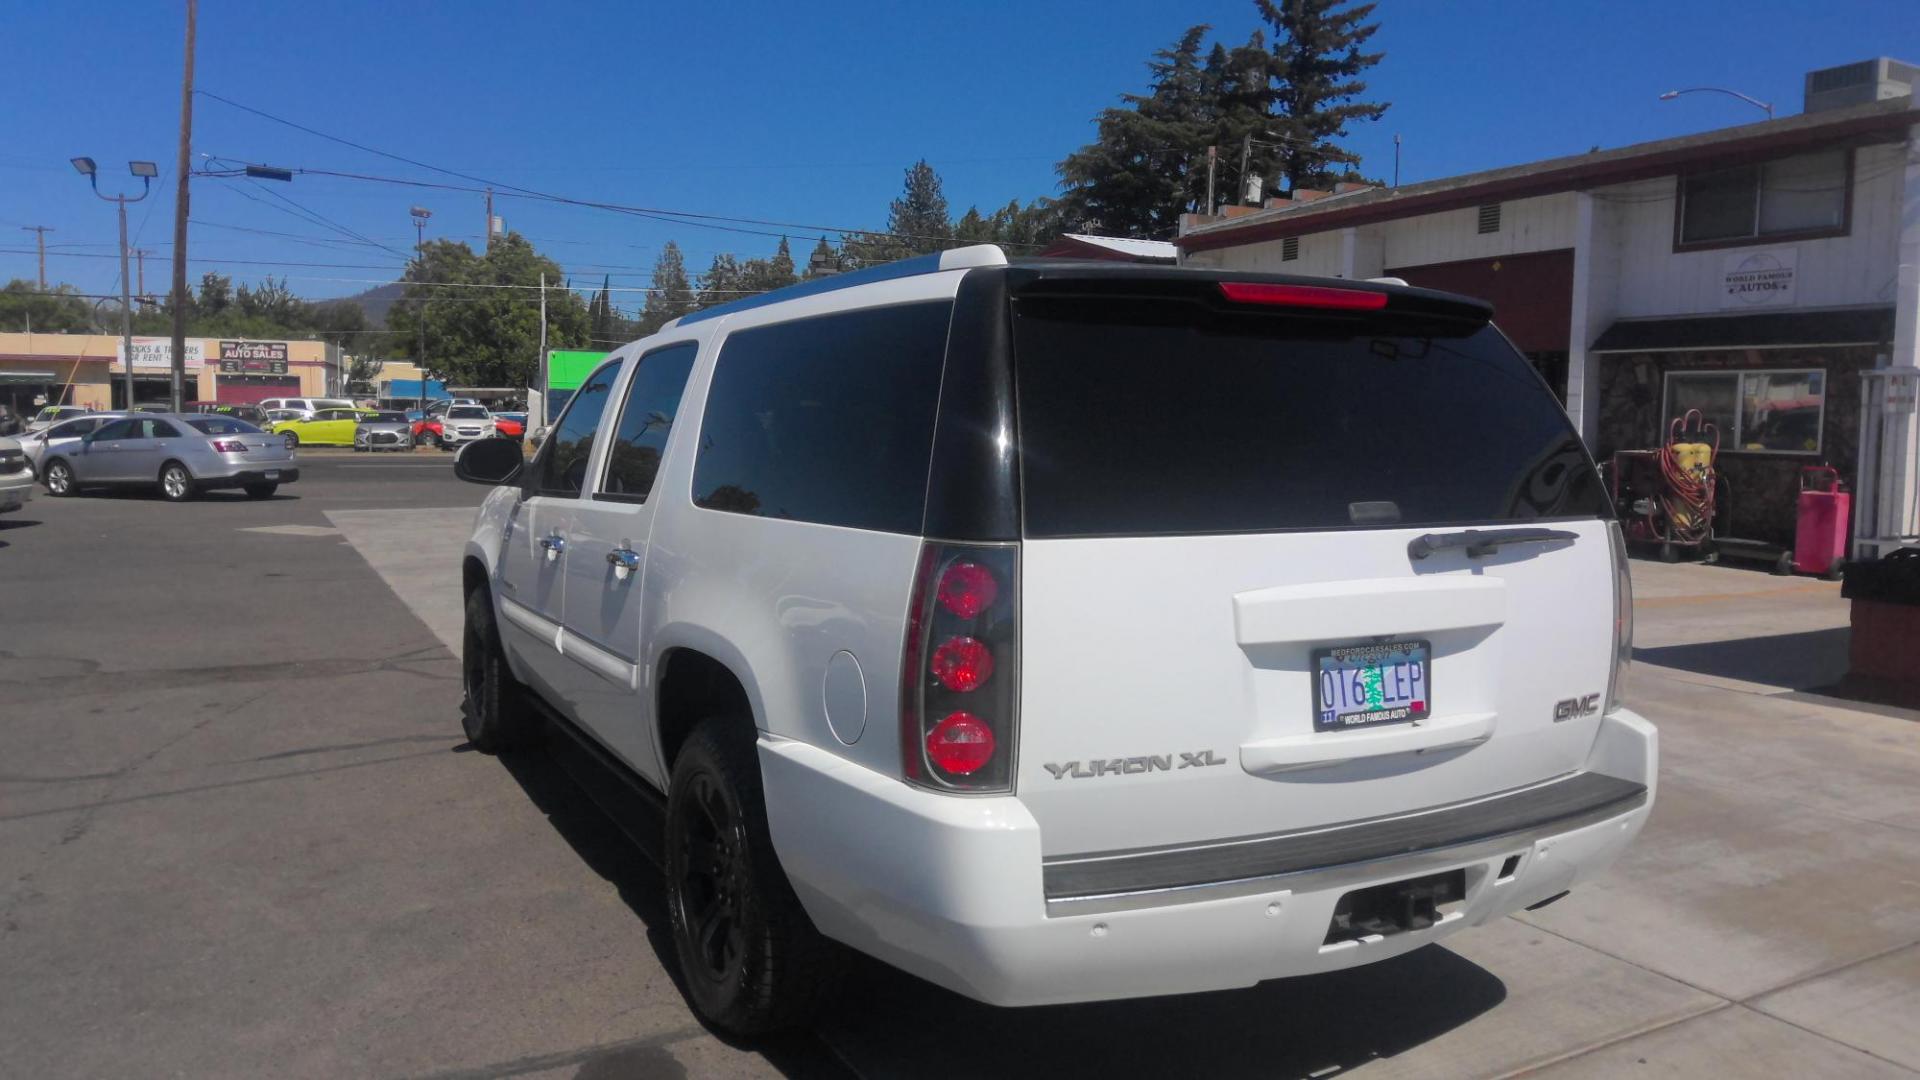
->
[193, 91, 1044, 247]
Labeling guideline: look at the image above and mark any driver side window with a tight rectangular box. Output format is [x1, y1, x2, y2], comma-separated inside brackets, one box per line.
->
[91, 418, 136, 440]
[535, 360, 622, 497]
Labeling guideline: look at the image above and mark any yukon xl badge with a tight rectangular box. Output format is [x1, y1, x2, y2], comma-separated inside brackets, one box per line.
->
[1553, 693, 1602, 721]
[1043, 750, 1227, 780]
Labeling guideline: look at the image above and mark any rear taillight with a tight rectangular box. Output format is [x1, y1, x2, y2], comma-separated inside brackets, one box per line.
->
[1606, 522, 1633, 712]
[901, 543, 1018, 792]
[210, 439, 247, 453]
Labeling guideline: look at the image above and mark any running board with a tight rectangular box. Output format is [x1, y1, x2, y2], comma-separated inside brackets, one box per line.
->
[525, 694, 668, 867]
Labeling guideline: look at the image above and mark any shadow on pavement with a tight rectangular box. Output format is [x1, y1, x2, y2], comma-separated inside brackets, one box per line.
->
[495, 740, 856, 1080]
[821, 943, 1504, 1079]
[1633, 626, 1849, 689]
[493, 733, 1505, 1080]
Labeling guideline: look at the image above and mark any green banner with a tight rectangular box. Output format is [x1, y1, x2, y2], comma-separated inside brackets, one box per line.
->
[546, 350, 608, 393]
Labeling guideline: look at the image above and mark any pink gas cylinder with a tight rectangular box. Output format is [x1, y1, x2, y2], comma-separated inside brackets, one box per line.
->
[1794, 466, 1850, 576]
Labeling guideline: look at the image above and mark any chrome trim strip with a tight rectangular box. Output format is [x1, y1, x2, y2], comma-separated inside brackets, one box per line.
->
[498, 596, 560, 647]
[559, 629, 639, 690]
[1043, 772, 1647, 918]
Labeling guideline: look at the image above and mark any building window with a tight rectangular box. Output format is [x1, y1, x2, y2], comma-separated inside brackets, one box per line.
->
[1281, 236, 1300, 261]
[1662, 368, 1825, 454]
[1477, 203, 1502, 234]
[1676, 149, 1849, 248]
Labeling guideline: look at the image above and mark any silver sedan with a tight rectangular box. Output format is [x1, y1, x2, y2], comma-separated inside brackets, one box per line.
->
[354, 410, 415, 452]
[39, 413, 299, 502]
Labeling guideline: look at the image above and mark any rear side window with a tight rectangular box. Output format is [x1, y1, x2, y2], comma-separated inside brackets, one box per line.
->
[535, 360, 620, 496]
[186, 417, 258, 435]
[1011, 297, 1607, 537]
[692, 301, 952, 533]
[599, 343, 697, 503]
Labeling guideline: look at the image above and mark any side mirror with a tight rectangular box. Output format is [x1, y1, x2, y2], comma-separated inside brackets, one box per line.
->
[454, 437, 524, 487]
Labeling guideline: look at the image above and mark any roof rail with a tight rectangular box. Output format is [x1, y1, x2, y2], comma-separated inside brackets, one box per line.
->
[670, 244, 1008, 328]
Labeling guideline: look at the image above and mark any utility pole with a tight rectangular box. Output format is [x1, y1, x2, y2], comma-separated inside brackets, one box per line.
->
[134, 248, 150, 300]
[1393, 133, 1402, 189]
[20, 226, 52, 289]
[537, 272, 548, 429]
[1206, 145, 1218, 215]
[411, 205, 432, 415]
[169, 0, 197, 413]
[484, 187, 493, 253]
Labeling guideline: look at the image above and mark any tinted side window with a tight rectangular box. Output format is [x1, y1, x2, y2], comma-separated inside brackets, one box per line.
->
[536, 360, 620, 496]
[92, 419, 136, 440]
[692, 301, 951, 533]
[146, 419, 181, 438]
[599, 343, 697, 502]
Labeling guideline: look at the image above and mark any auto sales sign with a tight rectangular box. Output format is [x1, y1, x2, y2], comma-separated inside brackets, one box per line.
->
[218, 340, 289, 374]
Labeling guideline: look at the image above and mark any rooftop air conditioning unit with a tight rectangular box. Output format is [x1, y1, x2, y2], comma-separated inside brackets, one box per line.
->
[1803, 57, 1916, 114]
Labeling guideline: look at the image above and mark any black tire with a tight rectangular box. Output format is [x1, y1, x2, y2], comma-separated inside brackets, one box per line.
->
[158, 461, 197, 502]
[1774, 552, 1796, 576]
[42, 458, 75, 497]
[419, 431, 440, 449]
[461, 586, 538, 753]
[282, 431, 300, 450]
[666, 717, 845, 1036]
[244, 483, 278, 499]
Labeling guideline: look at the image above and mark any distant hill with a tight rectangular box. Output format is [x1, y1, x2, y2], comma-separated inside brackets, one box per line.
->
[332, 281, 406, 327]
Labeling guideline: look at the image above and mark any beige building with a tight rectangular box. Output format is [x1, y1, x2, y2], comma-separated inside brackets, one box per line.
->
[0, 333, 340, 414]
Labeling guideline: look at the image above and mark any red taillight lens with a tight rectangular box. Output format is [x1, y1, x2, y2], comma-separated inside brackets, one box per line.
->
[901, 544, 1018, 792]
[931, 636, 993, 692]
[1218, 281, 1389, 310]
[937, 560, 998, 618]
[925, 712, 996, 775]
[210, 439, 246, 453]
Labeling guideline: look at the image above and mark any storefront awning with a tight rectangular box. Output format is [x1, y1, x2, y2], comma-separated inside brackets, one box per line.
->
[0, 371, 60, 383]
[1590, 308, 1895, 354]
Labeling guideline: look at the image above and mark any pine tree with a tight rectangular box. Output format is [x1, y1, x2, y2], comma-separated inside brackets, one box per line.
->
[637, 241, 695, 335]
[589, 274, 615, 342]
[696, 253, 743, 311]
[1057, 25, 1214, 237]
[843, 159, 953, 266]
[1257, 0, 1388, 190]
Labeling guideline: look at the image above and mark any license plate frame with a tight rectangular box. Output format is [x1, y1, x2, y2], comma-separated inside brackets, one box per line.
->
[1312, 639, 1431, 732]
[263, 470, 281, 481]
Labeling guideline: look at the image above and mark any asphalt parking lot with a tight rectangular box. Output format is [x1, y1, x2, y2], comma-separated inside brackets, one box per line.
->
[3, 453, 1919, 1078]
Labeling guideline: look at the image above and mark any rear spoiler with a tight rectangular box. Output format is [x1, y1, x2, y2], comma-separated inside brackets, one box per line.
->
[1002, 263, 1493, 334]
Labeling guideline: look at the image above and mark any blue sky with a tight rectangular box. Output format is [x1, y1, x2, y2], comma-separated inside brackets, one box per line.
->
[2, 0, 1914, 317]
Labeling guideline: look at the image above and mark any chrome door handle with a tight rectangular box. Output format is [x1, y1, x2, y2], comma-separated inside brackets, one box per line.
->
[606, 546, 640, 581]
[539, 534, 566, 562]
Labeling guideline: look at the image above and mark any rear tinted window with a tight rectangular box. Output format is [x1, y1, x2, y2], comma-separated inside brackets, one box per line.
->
[692, 301, 951, 533]
[1011, 297, 1607, 537]
[186, 417, 260, 435]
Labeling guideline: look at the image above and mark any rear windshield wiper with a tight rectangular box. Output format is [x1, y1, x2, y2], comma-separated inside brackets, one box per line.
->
[1407, 527, 1579, 560]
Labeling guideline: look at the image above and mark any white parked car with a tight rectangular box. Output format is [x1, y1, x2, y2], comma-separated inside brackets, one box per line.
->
[451, 246, 1655, 1036]
[437, 405, 496, 448]
[21, 413, 121, 476]
[0, 436, 32, 514]
[26, 404, 93, 434]
[257, 396, 355, 420]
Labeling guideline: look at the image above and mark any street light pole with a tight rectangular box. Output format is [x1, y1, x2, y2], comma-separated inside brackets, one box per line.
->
[410, 206, 432, 415]
[1658, 86, 1774, 120]
[73, 157, 156, 410]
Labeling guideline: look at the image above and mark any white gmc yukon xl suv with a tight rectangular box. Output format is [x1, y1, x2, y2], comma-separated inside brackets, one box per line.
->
[453, 246, 1655, 1036]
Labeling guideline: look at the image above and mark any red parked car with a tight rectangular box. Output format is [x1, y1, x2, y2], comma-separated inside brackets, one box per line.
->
[412, 418, 446, 448]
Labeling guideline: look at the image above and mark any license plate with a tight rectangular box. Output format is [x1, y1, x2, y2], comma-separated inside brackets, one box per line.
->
[264, 470, 280, 480]
[1313, 640, 1430, 731]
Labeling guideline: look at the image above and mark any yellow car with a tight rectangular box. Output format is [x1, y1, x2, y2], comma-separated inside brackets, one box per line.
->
[270, 407, 377, 449]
